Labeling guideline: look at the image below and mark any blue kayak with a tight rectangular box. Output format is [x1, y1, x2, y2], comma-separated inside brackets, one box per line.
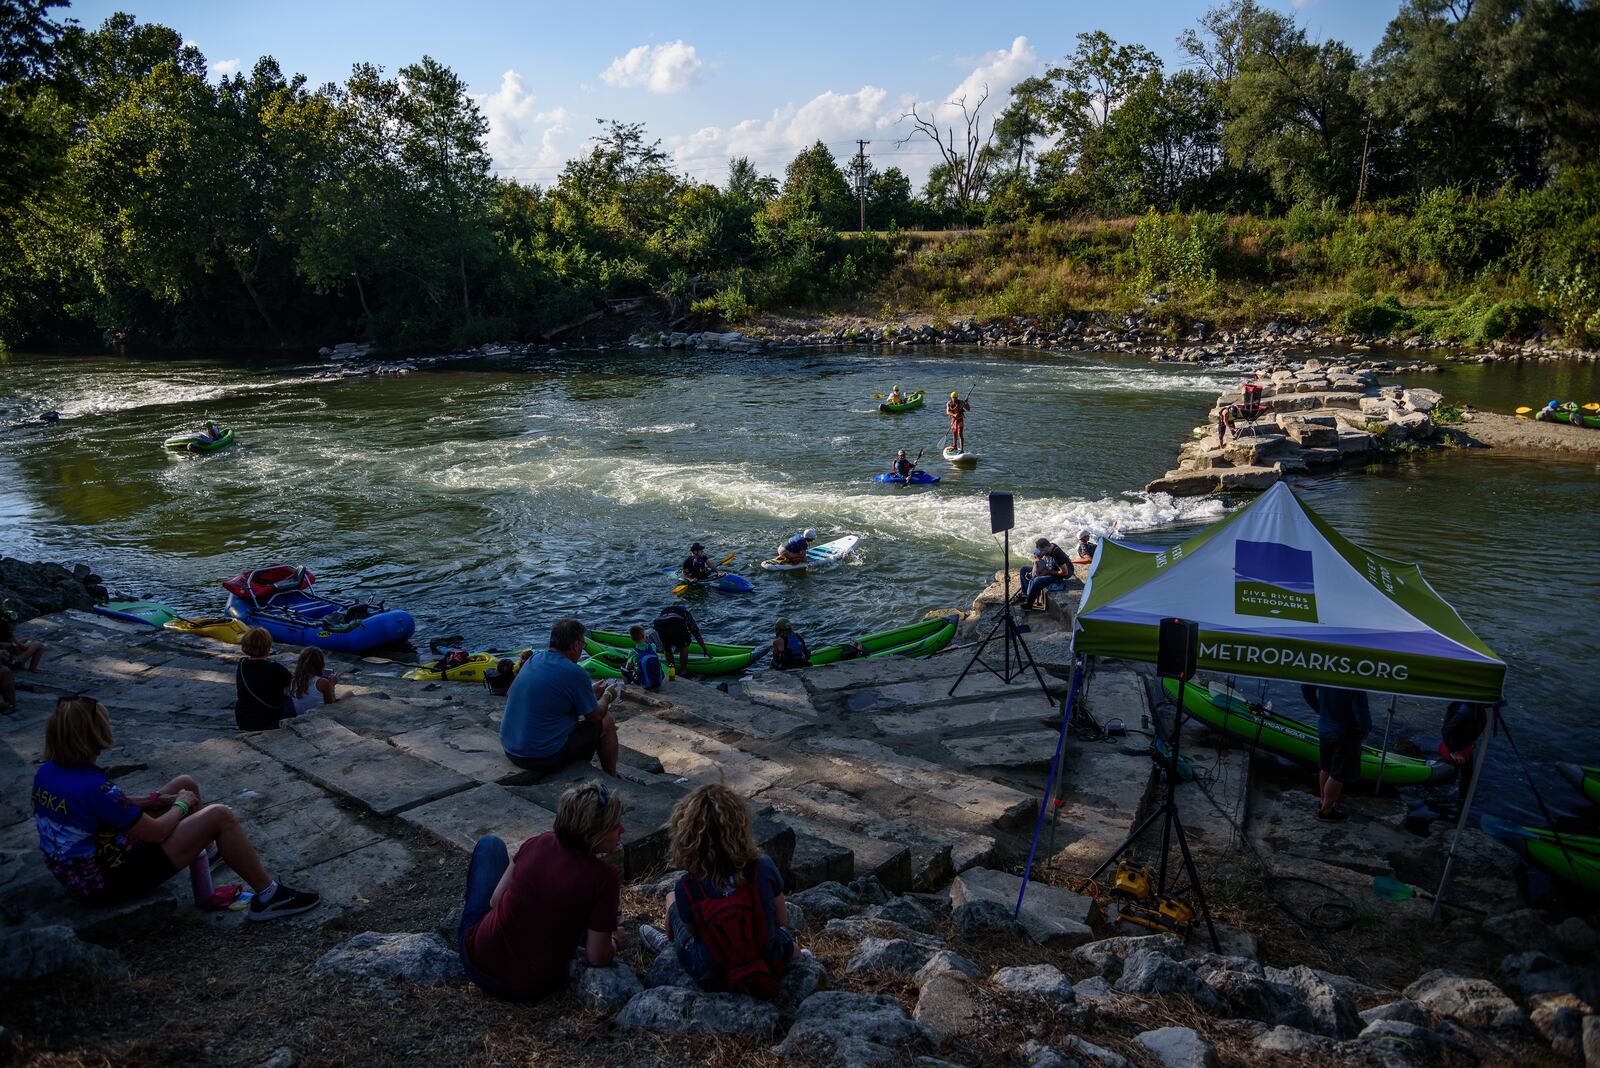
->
[224, 590, 415, 653]
[658, 568, 755, 593]
[874, 470, 941, 485]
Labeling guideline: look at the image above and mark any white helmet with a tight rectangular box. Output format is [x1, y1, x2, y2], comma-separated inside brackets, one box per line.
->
[803, 528, 817, 540]
[1077, 529, 1091, 540]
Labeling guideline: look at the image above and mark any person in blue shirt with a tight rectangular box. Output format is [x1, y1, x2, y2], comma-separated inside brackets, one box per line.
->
[771, 619, 811, 670]
[1312, 686, 1371, 821]
[501, 618, 622, 777]
[775, 529, 817, 565]
[32, 695, 319, 920]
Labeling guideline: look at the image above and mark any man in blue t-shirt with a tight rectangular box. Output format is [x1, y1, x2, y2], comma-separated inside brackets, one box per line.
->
[500, 618, 621, 777]
[1312, 685, 1371, 822]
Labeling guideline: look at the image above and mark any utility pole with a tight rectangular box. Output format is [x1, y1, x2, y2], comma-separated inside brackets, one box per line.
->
[853, 139, 871, 232]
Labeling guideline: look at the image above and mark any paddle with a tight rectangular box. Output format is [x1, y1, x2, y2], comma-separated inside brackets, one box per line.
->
[1586, 403, 1599, 411]
[1371, 875, 1485, 914]
[673, 551, 738, 596]
[899, 447, 925, 485]
[873, 390, 920, 401]
[1515, 406, 1533, 414]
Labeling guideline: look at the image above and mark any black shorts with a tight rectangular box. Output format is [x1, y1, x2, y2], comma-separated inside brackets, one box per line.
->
[653, 618, 691, 648]
[506, 719, 604, 776]
[1319, 732, 1363, 785]
[89, 842, 181, 905]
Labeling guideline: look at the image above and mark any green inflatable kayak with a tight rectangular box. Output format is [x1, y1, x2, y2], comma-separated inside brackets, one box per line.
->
[1556, 763, 1600, 805]
[1530, 404, 1600, 429]
[878, 391, 925, 414]
[1162, 678, 1456, 786]
[91, 601, 180, 628]
[584, 631, 759, 678]
[164, 428, 235, 452]
[808, 614, 958, 666]
[1482, 815, 1600, 893]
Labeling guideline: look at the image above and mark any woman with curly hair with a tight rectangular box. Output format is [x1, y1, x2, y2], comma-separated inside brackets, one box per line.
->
[457, 781, 628, 1000]
[641, 782, 794, 999]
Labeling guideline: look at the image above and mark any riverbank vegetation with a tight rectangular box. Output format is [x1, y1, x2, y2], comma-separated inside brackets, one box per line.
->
[1, 0, 1596, 353]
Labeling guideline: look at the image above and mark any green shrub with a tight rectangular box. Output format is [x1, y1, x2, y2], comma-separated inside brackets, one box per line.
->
[1347, 268, 1379, 301]
[1477, 299, 1543, 341]
[1131, 209, 1225, 296]
[1341, 299, 1410, 336]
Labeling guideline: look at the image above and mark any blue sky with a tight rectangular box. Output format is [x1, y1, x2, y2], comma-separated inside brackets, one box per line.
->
[66, 0, 1402, 186]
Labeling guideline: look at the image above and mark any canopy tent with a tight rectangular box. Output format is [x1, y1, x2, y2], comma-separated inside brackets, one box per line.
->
[1074, 481, 1505, 703]
[1014, 481, 1507, 927]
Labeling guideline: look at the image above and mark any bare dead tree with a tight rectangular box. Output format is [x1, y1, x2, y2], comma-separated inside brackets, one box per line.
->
[897, 86, 996, 220]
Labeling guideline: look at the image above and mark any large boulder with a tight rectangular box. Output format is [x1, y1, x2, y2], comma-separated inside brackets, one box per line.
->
[0, 557, 111, 620]
[950, 869, 1093, 946]
[308, 932, 464, 990]
[915, 949, 983, 987]
[614, 986, 779, 1036]
[1404, 969, 1529, 1032]
[775, 991, 933, 1066]
[1204, 968, 1315, 1029]
[992, 963, 1076, 1002]
[913, 972, 984, 1042]
[1530, 992, 1591, 1058]
[1135, 1026, 1217, 1068]
[1073, 934, 1184, 979]
[0, 924, 127, 982]
[789, 882, 860, 922]
[952, 898, 1026, 941]
[1115, 949, 1225, 1014]
[776, 952, 828, 1014]
[845, 937, 933, 978]
[1266, 964, 1361, 1038]
[571, 961, 644, 1012]
[644, 949, 698, 991]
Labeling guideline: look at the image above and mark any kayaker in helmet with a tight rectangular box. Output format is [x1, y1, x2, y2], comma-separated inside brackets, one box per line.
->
[776, 529, 816, 565]
[890, 449, 916, 484]
[945, 391, 970, 453]
[682, 543, 721, 583]
[886, 385, 905, 406]
[771, 619, 812, 670]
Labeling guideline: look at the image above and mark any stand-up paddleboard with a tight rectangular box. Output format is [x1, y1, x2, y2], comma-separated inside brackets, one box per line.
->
[761, 534, 861, 572]
[942, 447, 979, 464]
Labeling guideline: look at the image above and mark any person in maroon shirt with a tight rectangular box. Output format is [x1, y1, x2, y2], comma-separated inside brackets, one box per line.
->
[457, 782, 628, 1000]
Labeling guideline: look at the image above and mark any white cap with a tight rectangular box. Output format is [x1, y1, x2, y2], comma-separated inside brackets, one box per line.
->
[803, 528, 817, 540]
[1078, 530, 1091, 539]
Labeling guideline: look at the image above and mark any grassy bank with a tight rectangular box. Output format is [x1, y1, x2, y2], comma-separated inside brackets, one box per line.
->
[808, 182, 1600, 347]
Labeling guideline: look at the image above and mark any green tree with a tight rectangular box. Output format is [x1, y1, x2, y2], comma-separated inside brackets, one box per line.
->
[772, 141, 853, 230]
[1043, 31, 1163, 164]
[992, 75, 1053, 178]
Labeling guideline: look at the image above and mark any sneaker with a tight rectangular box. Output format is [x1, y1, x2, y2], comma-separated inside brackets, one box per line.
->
[638, 923, 670, 955]
[1316, 807, 1350, 822]
[247, 883, 321, 922]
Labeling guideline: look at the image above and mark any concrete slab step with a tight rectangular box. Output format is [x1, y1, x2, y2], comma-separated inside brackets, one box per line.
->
[943, 730, 1062, 771]
[872, 690, 1059, 738]
[399, 783, 557, 855]
[242, 717, 474, 818]
[389, 721, 538, 787]
[804, 737, 1036, 830]
[616, 717, 794, 796]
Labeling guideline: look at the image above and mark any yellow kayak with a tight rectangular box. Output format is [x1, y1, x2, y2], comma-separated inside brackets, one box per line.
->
[163, 616, 250, 643]
[403, 650, 530, 683]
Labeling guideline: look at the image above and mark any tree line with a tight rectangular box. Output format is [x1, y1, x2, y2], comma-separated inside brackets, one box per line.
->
[1, 0, 1596, 352]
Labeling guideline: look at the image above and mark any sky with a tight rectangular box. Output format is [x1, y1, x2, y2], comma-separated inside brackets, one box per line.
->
[65, 0, 1403, 188]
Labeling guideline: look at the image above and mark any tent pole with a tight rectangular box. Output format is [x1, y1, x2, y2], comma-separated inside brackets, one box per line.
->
[1430, 717, 1492, 922]
[1373, 695, 1396, 791]
[1015, 655, 1082, 918]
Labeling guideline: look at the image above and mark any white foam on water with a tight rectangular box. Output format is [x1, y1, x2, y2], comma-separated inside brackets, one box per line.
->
[626, 423, 697, 434]
[21, 373, 312, 418]
[527, 454, 1228, 553]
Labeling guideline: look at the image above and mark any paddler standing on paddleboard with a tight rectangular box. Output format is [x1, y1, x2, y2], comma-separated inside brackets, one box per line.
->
[945, 391, 971, 454]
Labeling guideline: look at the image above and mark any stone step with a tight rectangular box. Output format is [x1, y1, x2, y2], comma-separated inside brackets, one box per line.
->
[399, 783, 557, 856]
[943, 730, 1062, 771]
[871, 689, 1061, 739]
[242, 716, 474, 818]
[641, 678, 812, 740]
[615, 716, 794, 796]
[389, 721, 538, 787]
[803, 737, 1036, 830]
[785, 831, 855, 890]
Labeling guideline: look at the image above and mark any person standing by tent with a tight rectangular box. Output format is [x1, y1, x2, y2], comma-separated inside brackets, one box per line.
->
[1312, 686, 1370, 821]
[945, 391, 970, 454]
[1439, 702, 1489, 801]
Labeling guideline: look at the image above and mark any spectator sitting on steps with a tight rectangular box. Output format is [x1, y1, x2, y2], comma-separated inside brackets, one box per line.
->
[500, 617, 621, 777]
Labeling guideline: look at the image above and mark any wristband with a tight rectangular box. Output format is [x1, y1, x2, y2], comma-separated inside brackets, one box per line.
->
[172, 800, 191, 817]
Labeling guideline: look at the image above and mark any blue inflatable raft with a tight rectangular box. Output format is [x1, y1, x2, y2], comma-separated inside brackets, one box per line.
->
[220, 564, 414, 653]
[873, 470, 941, 484]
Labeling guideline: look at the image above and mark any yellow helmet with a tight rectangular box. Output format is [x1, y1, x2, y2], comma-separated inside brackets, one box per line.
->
[950, 391, 959, 397]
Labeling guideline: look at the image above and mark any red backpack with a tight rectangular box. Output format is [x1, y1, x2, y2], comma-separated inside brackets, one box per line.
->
[677, 862, 781, 999]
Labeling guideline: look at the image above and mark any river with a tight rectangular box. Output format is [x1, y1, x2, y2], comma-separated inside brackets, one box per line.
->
[2, 347, 1596, 822]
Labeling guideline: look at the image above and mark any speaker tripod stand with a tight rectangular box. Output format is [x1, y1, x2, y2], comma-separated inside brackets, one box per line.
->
[1078, 671, 1220, 952]
[948, 528, 1054, 705]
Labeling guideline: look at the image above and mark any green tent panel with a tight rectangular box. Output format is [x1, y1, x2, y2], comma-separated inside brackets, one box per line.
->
[1075, 482, 1505, 703]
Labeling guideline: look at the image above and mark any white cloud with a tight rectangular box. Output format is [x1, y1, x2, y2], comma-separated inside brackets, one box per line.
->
[601, 41, 703, 94]
[473, 70, 576, 182]
[210, 57, 241, 78]
[667, 36, 1042, 187]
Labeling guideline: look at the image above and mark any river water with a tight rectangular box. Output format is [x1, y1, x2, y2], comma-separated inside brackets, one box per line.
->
[2, 347, 1596, 822]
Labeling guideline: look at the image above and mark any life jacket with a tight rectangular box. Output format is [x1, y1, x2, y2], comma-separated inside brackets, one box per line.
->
[653, 606, 694, 646]
[893, 458, 913, 477]
[676, 862, 781, 999]
[632, 644, 666, 689]
[774, 633, 810, 669]
[783, 535, 809, 554]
